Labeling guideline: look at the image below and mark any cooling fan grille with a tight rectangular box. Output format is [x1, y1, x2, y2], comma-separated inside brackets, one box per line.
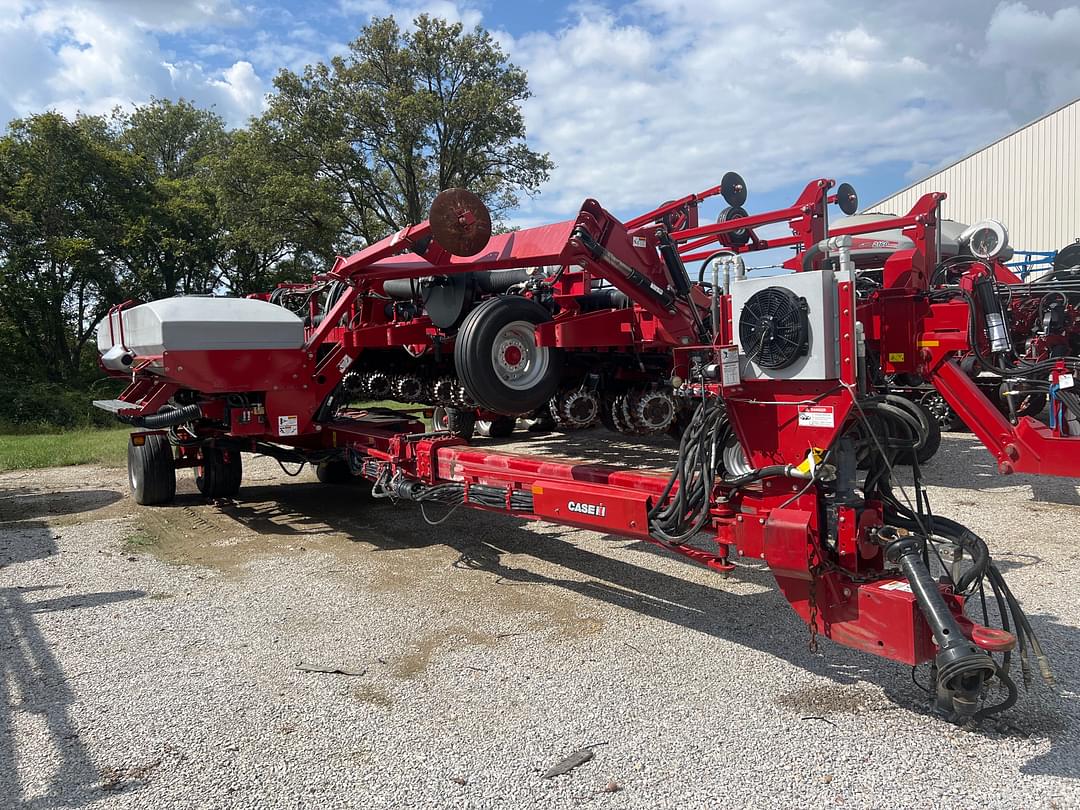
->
[738, 287, 810, 370]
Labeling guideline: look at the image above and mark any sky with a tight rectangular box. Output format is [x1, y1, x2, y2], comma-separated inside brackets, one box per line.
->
[2, 0, 1079, 236]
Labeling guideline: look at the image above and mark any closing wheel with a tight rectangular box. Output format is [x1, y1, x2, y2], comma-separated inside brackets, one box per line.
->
[128, 433, 176, 506]
[454, 296, 562, 415]
[195, 447, 243, 498]
[444, 407, 476, 440]
[920, 390, 958, 432]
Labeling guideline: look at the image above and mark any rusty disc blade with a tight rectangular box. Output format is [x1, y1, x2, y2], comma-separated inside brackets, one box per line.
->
[429, 188, 492, 257]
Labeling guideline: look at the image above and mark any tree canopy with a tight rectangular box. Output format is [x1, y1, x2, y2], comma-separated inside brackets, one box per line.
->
[264, 15, 553, 249]
[0, 13, 551, 403]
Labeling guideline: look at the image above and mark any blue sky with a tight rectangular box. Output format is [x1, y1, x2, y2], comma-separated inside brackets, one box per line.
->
[2, 0, 1079, 241]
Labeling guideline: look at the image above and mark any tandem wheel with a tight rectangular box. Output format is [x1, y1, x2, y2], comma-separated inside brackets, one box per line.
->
[194, 447, 243, 498]
[128, 433, 176, 506]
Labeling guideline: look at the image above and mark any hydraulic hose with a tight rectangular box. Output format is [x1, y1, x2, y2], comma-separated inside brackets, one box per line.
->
[128, 403, 202, 429]
[721, 464, 810, 487]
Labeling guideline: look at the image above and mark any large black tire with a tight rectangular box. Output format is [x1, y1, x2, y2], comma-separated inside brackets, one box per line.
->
[316, 458, 352, 484]
[454, 296, 562, 415]
[128, 433, 176, 506]
[195, 447, 243, 498]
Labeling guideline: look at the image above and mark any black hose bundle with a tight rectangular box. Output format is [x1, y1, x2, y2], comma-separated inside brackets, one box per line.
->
[846, 386, 1054, 717]
[647, 396, 727, 544]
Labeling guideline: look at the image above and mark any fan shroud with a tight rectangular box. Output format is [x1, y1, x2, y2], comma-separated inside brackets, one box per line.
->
[737, 287, 810, 370]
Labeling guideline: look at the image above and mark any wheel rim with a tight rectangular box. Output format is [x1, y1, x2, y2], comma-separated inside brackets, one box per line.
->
[433, 407, 449, 430]
[490, 320, 549, 391]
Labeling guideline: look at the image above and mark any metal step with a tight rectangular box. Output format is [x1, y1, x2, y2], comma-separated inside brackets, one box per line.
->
[92, 399, 137, 413]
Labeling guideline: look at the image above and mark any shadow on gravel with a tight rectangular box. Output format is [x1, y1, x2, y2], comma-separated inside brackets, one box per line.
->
[0, 520, 146, 807]
[185, 428, 1080, 778]
[921, 435, 1080, 507]
[0, 489, 123, 524]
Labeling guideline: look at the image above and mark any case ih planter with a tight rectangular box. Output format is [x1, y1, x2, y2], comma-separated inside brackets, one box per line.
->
[96, 177, 1071, 721]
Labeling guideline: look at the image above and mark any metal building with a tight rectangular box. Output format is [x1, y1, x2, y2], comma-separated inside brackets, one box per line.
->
[869, 96, 1080, 262]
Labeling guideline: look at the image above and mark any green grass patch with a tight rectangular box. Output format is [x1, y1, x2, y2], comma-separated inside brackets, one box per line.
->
[0, 400, 431, 472]
[0, 427, 131, 471]
[123, 528, 155, 550]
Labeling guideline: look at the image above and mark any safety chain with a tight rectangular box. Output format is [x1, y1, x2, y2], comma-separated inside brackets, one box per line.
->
[806, 540, 821, 653]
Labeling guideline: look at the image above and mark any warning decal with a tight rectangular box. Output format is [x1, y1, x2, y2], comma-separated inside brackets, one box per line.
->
[278, 415, 298, 436]
[878, 580, 913, 593]
[797, 405, 834, 428]
[720, 347, 740, 387]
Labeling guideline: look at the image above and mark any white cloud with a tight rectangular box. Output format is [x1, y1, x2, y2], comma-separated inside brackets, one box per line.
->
[3, 0, 1079, 227]
[983, 2, 1080, 121]
[498, 0, 1080, 223]
[0, 0, 267, 126]
[338, 0, 483, 30]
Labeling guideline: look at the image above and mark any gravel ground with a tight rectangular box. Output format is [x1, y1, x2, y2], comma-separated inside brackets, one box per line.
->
[1, 429, 1078, 809]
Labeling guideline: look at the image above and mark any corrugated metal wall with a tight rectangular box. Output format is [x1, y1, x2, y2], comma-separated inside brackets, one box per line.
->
[870, 98, 1080, 253]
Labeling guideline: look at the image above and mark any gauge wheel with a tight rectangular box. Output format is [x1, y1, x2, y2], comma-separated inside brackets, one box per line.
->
[316, 458, 352, 484]
[477, 415, 516, 439]
[888, 396, 941, 465]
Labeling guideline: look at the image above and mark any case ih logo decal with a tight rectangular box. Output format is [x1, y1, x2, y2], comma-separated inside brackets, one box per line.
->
[568, 500, 607, 517]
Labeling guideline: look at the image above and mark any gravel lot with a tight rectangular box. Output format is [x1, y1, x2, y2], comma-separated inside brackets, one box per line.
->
[1, 429, 1079, 808]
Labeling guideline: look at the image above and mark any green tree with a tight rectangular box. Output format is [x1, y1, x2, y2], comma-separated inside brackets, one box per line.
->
[263, 14, 553, 249]
[114, 98, 225, 298]
[208, 123, 340, 295]
[0, 113, 148, 383]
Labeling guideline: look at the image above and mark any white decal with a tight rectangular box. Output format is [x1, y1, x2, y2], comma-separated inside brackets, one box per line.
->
[878, 580, 913, 593]
[720, 347, 741, 387]
[632, 236, 647, 248]
[798, 405, 835, 428]
[567, 500, 607, 517]
[278, 415, 299, 436]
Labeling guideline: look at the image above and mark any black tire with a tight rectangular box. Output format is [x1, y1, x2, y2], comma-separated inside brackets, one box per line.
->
[599, 394, 618, 433]
[454, 296, 562, 415]
[195, 447, 243, 498]
[914, 400, 941, 464]
[128, 433, 176, 506]
[478, 415, 516, 438]
[524, 408, 556, 433]
[446, 407, 476, 440]
[890, 397, 941, 465]
[316, 458, 352, 484]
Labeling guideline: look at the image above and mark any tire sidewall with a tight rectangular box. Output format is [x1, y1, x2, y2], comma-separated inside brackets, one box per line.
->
[455, 296, 562, 415]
